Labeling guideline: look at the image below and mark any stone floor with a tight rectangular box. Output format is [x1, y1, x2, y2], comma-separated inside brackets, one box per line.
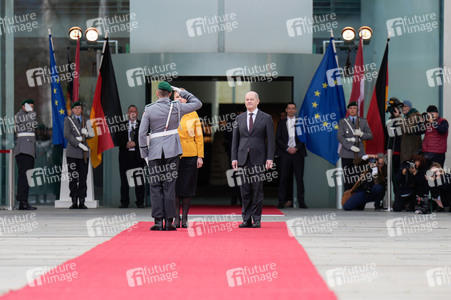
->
[0, 206, 450, 299]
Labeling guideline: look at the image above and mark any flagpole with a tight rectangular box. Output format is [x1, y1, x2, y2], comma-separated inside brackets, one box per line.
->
[330, 29, 344, 209]
[385, 34, 392, 212]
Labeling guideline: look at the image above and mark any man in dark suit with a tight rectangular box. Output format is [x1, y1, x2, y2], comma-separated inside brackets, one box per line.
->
[118, 105, 146, 208]
[276, 102, 307, 209]
[231, 91, 275, 228]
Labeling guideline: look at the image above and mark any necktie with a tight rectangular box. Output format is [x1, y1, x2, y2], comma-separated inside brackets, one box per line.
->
[130, 122, 135, 141]
[77, 117, 81, 124]
[249, 113, 254, 132]
[352, 117, 355, 125]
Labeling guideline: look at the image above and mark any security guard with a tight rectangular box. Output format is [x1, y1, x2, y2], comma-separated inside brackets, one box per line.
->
[139, 82, 202, 231]
[64, 101, 91, 209]
[14, 99, 37, 210]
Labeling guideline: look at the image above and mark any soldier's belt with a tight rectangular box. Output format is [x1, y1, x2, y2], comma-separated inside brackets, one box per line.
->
[346, 138, 355, 141]
[17, 133, 35, 137]
[149, 129, 178, 139]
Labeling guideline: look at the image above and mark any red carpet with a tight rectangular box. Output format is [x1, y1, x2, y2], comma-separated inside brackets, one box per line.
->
[2, 222, 335, 300]
[185, 205, 284, 215]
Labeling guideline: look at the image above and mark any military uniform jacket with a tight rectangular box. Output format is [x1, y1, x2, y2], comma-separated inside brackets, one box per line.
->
[64, 114, 92, 159]
[337, 117, 373, 159]
[139, 90, 202, 160]
[14, 109, 37, 158]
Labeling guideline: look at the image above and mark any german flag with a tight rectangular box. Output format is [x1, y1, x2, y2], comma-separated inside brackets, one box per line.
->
[365, 39, 389, 154]
[87, 38, 123, 168]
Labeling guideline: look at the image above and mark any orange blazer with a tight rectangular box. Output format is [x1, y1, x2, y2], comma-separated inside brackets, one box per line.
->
[178, 111, 204, 158]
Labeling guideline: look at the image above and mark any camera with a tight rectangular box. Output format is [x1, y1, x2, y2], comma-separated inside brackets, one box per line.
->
[368, 157, 376, 164]
[402, 160, 416, 170]
[386, 97, 404, 119]
[422, 112, 433, 122]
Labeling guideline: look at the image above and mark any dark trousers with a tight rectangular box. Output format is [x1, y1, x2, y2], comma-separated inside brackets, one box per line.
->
[16, 154, 34, 204]
[278, 152, 304, 204]
[393, 193, 416, 212]
[147, 155, 179, 219]
[119, 150, 145, 206]
[239, 159, 265, 223]
[341, 158, 356, 191]
[424, 152, 445, 169]
[67, 157, 89, 199]
[343, 184, 385, 211]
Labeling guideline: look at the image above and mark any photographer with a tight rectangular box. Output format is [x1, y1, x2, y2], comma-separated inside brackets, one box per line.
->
[342, 154, 387, 211]
[399, 100, 423, 163]
[426, 162, 451, 212]
[421, 105, 449, 167]
[393, 154, 428, 212]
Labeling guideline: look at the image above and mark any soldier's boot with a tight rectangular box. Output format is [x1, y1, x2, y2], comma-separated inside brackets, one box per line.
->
[69, 197, 78, 209]
[78, 198, 88, 209]
[19, 200, 37, 210]
[164, 218, 177, 231]
[150, 218, 164, 231]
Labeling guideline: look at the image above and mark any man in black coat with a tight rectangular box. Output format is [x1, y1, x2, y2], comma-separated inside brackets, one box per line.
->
[118, 105, 146, 208]
[275, 102, 307, 209]
[231, 91, 275, 228]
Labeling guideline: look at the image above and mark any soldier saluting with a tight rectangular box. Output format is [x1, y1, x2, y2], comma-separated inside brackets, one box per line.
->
[139, 82, 202, 231]
[14, 99, 38, 210]
[64, 101, 92, 209]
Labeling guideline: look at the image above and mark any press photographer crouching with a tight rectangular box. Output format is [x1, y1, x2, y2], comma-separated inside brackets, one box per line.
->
[426, 163, 451, 212]
[393, 154, 428, 212]
[342, 154, 387, 211]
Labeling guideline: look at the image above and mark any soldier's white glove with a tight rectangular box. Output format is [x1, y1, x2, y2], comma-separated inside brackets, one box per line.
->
[354, 129, 364, 137]
[171, 86, 182, 94]
[362, 155, 369, 160]
[24, 103, 33, 112]
[81, 128, 88, 136]
[76, 137, 82, 142]
[79, 143, 88, 152]
[350, 146, 360, 153]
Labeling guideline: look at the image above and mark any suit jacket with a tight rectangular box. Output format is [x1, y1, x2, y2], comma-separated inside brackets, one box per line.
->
[337, 116, 373, 159]
[139, 90, 202, 160]
[64, 114, 92, 159]
[275, 118, 307, 157]
[117, 119, 143, 160]
[231, 110, 275, 166]
[14, 109, 37, 158]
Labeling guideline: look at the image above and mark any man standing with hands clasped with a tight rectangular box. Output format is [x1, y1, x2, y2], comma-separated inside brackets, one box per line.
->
[139, 82, 202, 231]
[231, 91, 275, 228]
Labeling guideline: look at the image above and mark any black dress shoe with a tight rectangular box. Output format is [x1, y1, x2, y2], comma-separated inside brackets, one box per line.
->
[277, 203, 285, 209]
[150, 218, 164, 231]
[135, 204, 145, 208]
[239, 221, 252, 228]
[252, 221, 261, 228]
[298, 202, 308, 209]
[69, 198, 78, 209]
[19, 205, 37, 210]
[118, 204, 128, 208]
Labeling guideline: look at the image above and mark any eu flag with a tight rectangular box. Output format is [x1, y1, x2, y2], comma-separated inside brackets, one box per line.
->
[49, 34, 68, 148]
[297, 38, 346, 165]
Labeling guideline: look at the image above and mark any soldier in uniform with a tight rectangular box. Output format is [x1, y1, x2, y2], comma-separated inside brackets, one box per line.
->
[64, 101, 91, 209]
[139, 82, 202, 231]
[337, 101, 373, 191]
[14, 99, 38, 210]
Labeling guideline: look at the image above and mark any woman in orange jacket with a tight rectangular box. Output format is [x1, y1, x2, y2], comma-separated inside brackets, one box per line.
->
[174, 90, 204, 227]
